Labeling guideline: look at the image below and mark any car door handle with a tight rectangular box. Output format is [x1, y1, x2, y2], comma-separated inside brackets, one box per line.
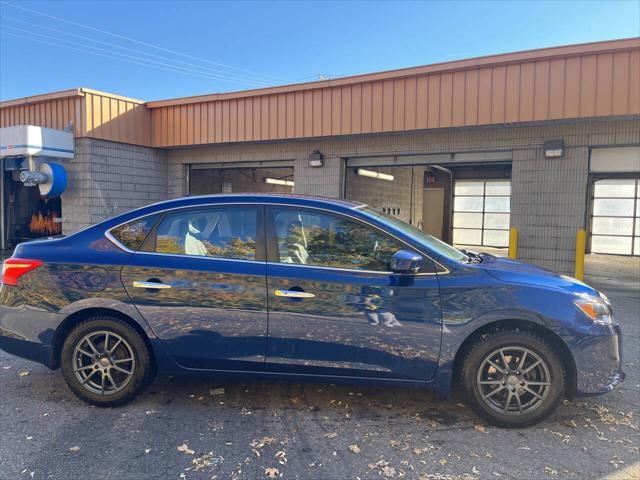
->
[132, 280, 172, 289]
[274, 289, 315, 299]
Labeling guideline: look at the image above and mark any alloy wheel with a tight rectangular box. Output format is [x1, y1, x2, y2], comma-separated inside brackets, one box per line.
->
[476, 346, 551, 416]
[72, 330, 136, 395]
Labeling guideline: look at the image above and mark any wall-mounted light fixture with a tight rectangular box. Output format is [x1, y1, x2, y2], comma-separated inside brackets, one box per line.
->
[356, 168, 394, 182]
[309, 150, 324, 167]
[544, 139, 564, 158]
[265, 177, 294, 187]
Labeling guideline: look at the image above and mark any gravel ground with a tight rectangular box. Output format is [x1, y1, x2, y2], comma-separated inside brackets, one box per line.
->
[0, 255, 638, 480]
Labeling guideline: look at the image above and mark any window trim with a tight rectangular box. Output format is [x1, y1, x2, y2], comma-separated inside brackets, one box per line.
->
[265, 205, 443, 275]
[105, 201, 447, 274]
[106, 204, 266, 262]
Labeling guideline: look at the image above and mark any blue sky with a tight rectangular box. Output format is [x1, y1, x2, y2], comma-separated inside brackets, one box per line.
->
[1, 0, 638, 102]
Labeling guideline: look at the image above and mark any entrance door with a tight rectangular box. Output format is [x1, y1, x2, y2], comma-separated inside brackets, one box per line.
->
[264, 206, 442, 381]
[121, 205, 269, 370]
[423, 188, 445, 239]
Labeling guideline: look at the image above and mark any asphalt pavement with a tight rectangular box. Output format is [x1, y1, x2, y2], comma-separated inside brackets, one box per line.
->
[0, 255, 638, 480]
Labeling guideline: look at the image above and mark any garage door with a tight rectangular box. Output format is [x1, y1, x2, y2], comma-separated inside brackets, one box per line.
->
[590, 178, 640, 255]
[452, 180, 511, 247]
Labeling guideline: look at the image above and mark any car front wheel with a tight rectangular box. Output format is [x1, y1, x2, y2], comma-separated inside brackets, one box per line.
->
[461, 330, 566, 428]
[61, 316, 153, 407]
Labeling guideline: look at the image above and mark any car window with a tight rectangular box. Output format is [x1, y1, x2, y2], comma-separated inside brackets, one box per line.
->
[109, 214, 159, 251]
[155, 207, 257, 260]
[272, 208, 406, 271]
[361, 206, 468, 263]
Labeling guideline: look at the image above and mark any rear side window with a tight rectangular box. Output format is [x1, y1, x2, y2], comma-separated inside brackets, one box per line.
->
[155, 207, 257, 260]
[109, 215, 158, 251]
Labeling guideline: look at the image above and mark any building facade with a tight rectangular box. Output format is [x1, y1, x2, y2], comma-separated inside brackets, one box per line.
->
[1, 38, 639, 274]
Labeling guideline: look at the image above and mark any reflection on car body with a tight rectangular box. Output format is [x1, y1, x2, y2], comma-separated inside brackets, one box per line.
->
[0, 194, 624, 427]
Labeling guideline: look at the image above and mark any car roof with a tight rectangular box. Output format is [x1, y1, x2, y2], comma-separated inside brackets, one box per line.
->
[146, 193, 365, 211]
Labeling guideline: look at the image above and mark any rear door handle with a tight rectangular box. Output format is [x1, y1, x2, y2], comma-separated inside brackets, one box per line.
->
[274, 289, 315, 299]
[132, 280, 172, 289]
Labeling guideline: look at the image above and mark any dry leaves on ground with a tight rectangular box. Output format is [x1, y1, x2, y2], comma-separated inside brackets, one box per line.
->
[349, 444, 361, 454]
[68, 446, 80, 452]
[264, 467, 279, 478]
[177, 443, 195, 455]
[275, 450, 287, 465]
[324, 432, 338, 438]
[18, 371, 29, 377]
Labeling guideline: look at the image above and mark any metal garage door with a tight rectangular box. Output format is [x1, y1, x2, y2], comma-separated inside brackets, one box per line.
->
[452, 180, 511, 247]
[590, 178, 640, 255]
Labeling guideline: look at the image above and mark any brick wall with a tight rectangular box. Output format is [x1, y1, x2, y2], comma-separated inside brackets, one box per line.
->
[167, 117, 640, 273]
[62, 138, 168, 233]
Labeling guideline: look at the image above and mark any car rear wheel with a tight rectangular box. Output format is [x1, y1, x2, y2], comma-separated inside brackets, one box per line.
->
[61, 316, 153, 407]
[461, 330, 566, 428]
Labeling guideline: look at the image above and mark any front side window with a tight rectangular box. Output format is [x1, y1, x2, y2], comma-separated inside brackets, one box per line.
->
[155, 207, 257, 260]
[109, 214, 158, 251]
[273, 208, 405, 271]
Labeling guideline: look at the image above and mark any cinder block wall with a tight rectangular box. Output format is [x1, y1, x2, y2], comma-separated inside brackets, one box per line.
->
[168, 117, 640, 274]
[62, 138, 168, 233]
[345, 166, 424, 226]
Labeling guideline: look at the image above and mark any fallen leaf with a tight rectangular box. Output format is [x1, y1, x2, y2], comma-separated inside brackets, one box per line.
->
[69, 446, 80, 452]
[264, 467, 279, 478]
[2, 366, 11, 369]
[210, 387, 225, 396]
[382, 466, 396, 477]
[426, 419, 439, 428]
[19, 371, 29, 377]
[349, 444, 361, 454]
[275, 450, 287, 465]
[324, 432, 338, 439]
[474, 424, 486, 433]
[177, 443, 195, 455]
[438, 458, 448, 466]
[193, 452, 216, 471]
[144, 448, 151, 454]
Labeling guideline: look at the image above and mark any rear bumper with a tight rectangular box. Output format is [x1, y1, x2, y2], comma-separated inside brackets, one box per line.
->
[0, 330, 55, 368]
[574, 325, 624, 396]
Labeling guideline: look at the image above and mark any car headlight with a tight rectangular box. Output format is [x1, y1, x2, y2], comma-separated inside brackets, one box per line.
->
[574, 294, 613, 325]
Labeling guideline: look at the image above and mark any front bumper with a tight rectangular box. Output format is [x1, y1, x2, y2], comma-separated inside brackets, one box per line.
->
[574, 324, 624, 396]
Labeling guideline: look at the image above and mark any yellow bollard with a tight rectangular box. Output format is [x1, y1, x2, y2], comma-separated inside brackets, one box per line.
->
[575, 229, 586, 281]
[508, 227, 518, 259]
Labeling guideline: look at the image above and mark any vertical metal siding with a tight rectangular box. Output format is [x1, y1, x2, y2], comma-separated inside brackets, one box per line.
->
[2, 43, 639, 149]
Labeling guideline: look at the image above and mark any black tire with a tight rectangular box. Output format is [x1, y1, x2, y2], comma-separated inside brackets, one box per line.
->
[461, 330, 566, 428]
[61, 316, 154, 407]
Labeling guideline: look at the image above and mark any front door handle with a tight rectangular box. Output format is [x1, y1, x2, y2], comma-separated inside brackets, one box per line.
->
[274, 289, 315, 299]
[132, 280, 172, 289]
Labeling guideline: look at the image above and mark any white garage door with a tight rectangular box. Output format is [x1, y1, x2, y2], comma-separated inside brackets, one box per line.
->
[590, 178, 640, 255]
[452, 180, 511, 247]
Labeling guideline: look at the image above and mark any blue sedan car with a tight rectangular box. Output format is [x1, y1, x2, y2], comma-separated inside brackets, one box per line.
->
[0, 194, 624, 427]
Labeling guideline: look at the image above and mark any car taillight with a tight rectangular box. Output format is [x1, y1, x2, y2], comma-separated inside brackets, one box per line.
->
[2, 258, 43, 286]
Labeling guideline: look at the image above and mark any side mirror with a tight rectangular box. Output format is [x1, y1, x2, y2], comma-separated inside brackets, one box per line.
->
[390, 250, 424, 274]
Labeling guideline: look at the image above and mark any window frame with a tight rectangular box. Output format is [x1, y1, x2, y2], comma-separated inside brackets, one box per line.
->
[106, 204, 266, 262]
[265, 205, 438, 274]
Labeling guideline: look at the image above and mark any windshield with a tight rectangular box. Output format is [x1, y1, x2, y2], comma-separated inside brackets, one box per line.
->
[361, 206, 469, 262]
